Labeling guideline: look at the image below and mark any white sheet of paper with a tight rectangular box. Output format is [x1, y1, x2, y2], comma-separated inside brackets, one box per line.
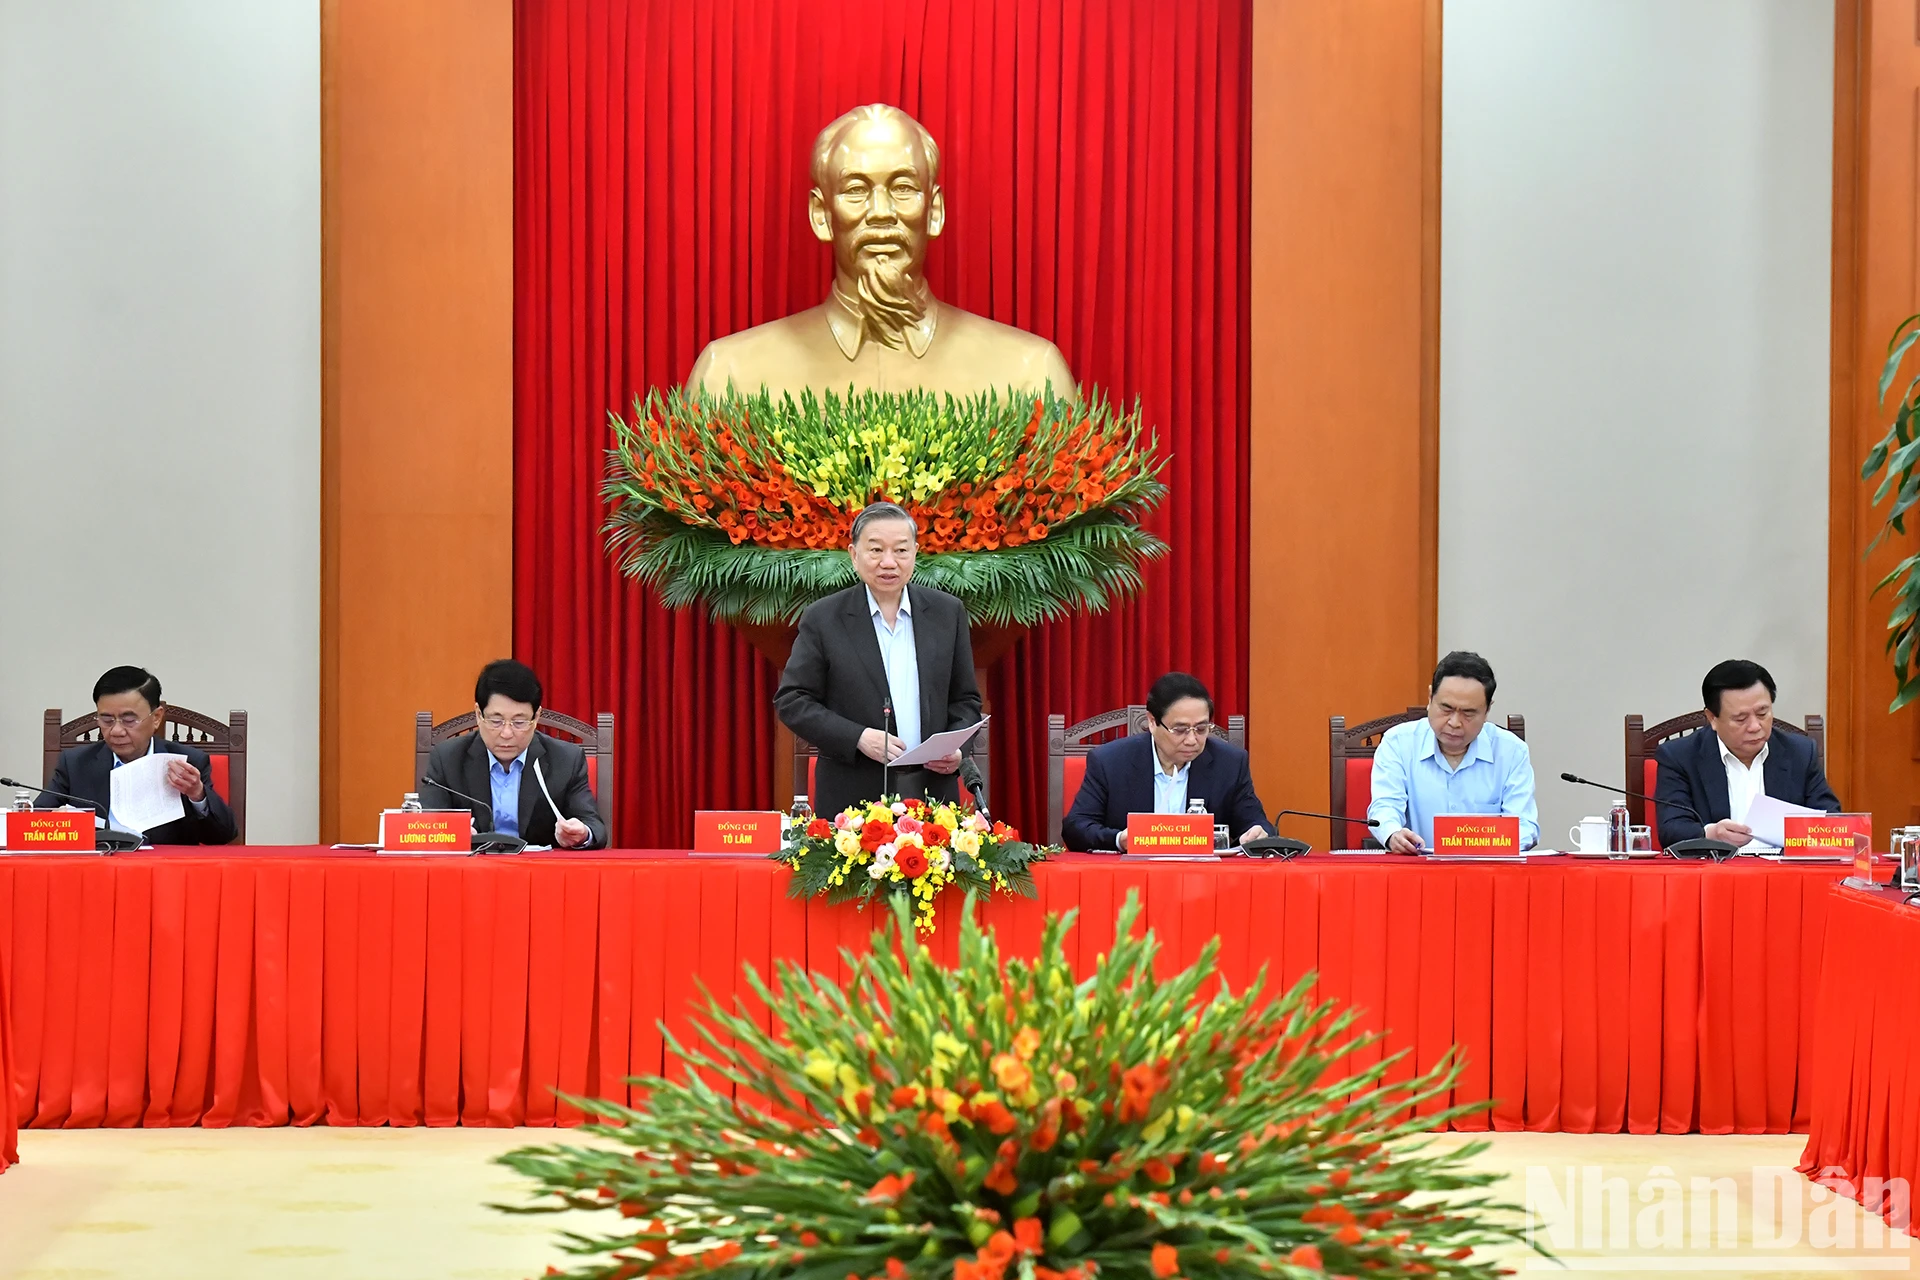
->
[109, 752, 185, 835]
[1741, 794, 1823, 850]
[890, 717, 990, 769]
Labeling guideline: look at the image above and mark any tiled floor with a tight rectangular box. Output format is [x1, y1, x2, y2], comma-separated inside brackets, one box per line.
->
[0, 1128, 1910, 1279]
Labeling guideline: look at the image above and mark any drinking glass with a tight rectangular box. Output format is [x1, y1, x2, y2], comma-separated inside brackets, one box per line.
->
[1628, 825, 1653, 856]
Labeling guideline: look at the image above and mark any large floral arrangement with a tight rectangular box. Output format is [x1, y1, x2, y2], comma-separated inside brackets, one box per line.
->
[602, 387, 1166, 625]
[496, 894, 1530, 1280]
[781, 796, 1048, 932]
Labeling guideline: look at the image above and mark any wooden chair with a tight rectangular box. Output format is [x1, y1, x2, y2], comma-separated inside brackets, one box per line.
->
[1624, 711, 1824, 844]
[1045, 706, 1247, 846]
[1328, 707, 1527, 846]
[416, 710, 616, 835]
[792, 732, 992, 812]
[44, 706, 248, 843]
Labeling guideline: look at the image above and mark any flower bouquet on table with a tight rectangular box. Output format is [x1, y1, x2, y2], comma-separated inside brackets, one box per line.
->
[780, 796, 1050, 932]
[494, 893, 1533, 1280]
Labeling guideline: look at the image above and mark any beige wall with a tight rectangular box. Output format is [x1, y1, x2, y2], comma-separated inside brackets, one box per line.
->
[0, 1, 320, 840]
[1440, 0, 1833, 840]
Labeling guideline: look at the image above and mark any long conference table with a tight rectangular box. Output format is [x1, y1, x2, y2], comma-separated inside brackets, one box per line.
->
[0, 849, 1859, 1146]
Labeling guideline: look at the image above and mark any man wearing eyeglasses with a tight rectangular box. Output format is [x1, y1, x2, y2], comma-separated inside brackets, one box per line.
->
[1061, 672, 1271, 852]
[38, 665, 237, 844]
[420, 659, 607, 849]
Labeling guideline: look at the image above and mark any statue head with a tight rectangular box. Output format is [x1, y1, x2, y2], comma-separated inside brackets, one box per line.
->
[809, 105, 946, 340]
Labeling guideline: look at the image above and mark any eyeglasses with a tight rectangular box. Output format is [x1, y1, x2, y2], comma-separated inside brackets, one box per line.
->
[481, 714, 535, 732]
[94, 712, 148, 729]
[1160, 722, 1213, 741]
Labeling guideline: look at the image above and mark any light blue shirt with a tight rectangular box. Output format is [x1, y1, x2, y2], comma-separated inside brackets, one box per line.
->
[488, 749, 528, 837]
[1151, 752, 1191, 815]
[1366, 719, 1539, 850]
[867, 587, 923, 750]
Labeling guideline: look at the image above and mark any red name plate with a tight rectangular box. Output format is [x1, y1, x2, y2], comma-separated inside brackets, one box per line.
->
[380, 810, 473, 853]
[694, 810, 784, 854]
[1783, 813, 1871, 856]
[1125, 813, 1215, 855]
[4, 809, 95, 852]
[1432, 814, 1521, 857]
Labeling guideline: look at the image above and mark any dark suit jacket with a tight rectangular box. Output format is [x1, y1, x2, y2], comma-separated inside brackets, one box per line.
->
[421, 731, 609, 849]
[1062, 731, 1271, 851]
[40, 739, 237, 845]
[1653, 726, 1841, 847]
[774, 583, 982, 819]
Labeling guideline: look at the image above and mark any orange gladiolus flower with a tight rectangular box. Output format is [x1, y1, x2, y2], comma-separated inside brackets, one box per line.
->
[991, 1053, 1032, 1095]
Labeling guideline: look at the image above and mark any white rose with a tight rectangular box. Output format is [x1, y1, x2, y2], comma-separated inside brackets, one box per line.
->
[870, 846, 897, 878]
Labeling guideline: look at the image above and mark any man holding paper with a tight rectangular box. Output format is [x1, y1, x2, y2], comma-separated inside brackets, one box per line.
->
[1653, 659, 1840, 849]
[420, 660, 607, 849]
[775, 501, 983, 818]
[38, 666, 236, 844]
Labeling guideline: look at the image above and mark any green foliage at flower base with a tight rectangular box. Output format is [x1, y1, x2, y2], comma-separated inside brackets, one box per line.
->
[495, 893, 1533, 1280]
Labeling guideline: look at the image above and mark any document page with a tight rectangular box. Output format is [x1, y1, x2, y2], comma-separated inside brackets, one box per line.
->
[1742, 794, 1823, 851]
[891, 717, 990, 768]
[109, 752, 186, 835]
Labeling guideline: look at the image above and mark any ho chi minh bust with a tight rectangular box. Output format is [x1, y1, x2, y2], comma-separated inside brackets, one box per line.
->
[686, 104, 1075, 401]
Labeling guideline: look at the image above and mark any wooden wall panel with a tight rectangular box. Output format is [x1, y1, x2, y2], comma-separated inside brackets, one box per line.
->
[319, 0, 514, 842]
[1829, 0, 1920, 829]
[1247, 0, 1440, 842]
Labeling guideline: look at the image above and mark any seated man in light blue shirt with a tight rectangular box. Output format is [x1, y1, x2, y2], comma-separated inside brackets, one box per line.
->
[1367, 650, 1538, 853]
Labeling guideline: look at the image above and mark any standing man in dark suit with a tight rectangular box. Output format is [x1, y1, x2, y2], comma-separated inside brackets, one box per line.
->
[421, 659, 608, 849]
[1062, 672, 1272, 851]
[39, 665, 237, 844]
[1653, 658, 1841, 849]
[775, 501, 982, 818]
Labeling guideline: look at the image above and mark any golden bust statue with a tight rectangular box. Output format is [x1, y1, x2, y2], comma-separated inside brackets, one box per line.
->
[687, 104, 1075, 400]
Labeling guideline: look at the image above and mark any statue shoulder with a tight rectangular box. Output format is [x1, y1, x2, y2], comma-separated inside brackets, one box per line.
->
[937, 307, 1076, 399]
[685, 308, 832, 397]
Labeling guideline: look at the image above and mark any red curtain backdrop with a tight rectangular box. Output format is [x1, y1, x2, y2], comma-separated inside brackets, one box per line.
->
[515, 0, 1251, 844]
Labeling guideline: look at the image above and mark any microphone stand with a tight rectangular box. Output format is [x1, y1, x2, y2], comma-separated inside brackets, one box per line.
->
[1241, 810, 1383, 860]
[422, 775, 528, 854]
[881, 695, 894, 803]
[1559, 772, 1739, 860]
[0, 775, 144, 851]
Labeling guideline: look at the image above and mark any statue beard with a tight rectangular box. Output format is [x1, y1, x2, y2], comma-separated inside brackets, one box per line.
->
[852, 248, 927, 345]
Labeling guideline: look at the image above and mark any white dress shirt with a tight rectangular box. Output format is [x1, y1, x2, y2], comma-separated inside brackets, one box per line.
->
[1151, 750, 1191, 815]
[867, 587, 923, 751]
[1721, 738, 1770, 849]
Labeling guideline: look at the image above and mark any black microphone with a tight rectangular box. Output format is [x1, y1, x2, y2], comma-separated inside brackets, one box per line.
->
[958, 756, 988, 817]
[881, 695, 895, 801]
[1240, 809, 1382, 860]
[1558, 772, 1737, 860]
[0, 775, 143, 851]
[421, 775, 527, 854]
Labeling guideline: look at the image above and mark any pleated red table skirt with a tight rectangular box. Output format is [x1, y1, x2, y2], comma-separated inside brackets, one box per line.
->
[1798, 883, 1920, 1230]
[0, 850, 1849, 1135]
[1, 918, 15, 1171]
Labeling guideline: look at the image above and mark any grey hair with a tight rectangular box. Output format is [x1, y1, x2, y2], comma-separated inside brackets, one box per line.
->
[850, 501, 918, 545]
[811, 104, 940, 190]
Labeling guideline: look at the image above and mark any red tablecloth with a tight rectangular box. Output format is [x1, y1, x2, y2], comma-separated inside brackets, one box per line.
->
[1, 912, 14, 1171]
[0, 850, 1849, 1134]
[1798, 883, 1920, 1230]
